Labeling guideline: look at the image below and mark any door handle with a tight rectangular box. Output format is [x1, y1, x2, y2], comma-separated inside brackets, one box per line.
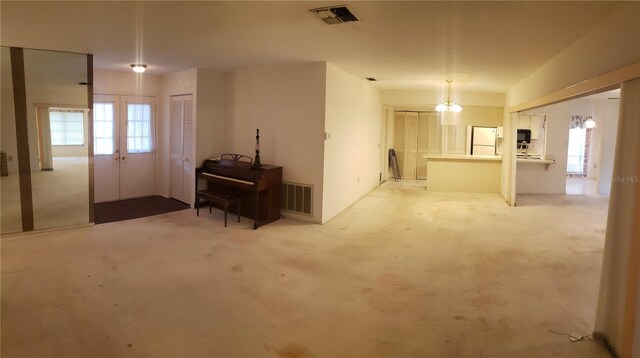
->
[121, 155, 127, 161]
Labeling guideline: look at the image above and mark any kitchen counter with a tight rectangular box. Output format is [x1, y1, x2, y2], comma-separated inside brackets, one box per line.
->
[425, 154, 502, 162]
[426, 155, 501, 192]
[516, 156, 555, 170]
[516, 158, 555, 164]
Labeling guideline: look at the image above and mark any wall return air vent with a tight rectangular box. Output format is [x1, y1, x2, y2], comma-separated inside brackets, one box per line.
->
[310, 5, 359, 25]
[281, 182, 313, 216]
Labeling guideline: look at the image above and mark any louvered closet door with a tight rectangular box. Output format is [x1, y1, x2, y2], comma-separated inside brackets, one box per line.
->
[416, 112, 430, 179]
[403, 112, 418, 179]
[393, 112, 406, 178]
[170, 95, 194, 205]
[427, 113, 442, 154]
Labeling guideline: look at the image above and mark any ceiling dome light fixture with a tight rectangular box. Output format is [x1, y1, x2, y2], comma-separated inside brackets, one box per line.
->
[435, 80, 462, 113]
[584, 117, 597, 129]
[130, 64, 148, 73]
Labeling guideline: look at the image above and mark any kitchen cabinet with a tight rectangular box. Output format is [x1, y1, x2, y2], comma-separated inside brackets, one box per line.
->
[518, 115, 529, 130]
[496, 126, 504, 138]
[530, 116, 541, 139]
[518, 114, 544, 140]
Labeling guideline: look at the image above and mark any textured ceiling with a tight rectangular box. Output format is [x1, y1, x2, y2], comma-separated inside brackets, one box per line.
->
[0, 1, 624, 93]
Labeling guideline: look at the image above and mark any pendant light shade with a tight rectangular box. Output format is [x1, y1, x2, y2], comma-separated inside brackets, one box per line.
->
[584, 118, 597, 129]
[435, 80, 462, 113]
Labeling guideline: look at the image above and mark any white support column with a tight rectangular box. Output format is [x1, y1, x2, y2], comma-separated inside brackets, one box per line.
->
[594, 77, 640, 357]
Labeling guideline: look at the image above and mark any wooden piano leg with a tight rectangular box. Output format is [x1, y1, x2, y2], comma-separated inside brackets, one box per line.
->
[196, 193, 200, 216]
[254, 190, 259, 230]
[224, 201, 228, 227]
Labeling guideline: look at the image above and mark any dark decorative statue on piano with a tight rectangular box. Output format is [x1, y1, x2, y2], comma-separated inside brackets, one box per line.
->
[195, 153, 282, 229]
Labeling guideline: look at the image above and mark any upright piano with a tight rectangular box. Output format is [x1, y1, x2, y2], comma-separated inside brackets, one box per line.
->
[195, 154, 282, 229]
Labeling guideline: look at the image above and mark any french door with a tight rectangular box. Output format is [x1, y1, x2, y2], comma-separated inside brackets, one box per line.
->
[94, 95, 156, 203]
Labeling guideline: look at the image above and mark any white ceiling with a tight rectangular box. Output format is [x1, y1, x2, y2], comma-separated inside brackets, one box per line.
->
[0, 1, 624, 93]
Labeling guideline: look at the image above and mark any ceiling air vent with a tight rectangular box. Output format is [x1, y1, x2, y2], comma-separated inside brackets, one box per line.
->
[310, 5, 359, 25]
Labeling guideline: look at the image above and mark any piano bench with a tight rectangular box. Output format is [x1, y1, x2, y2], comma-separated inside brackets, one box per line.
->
[195, 190, 241, 227]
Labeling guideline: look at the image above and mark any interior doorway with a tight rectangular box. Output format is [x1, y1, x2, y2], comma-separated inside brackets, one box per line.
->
[93, 94, 157, 203]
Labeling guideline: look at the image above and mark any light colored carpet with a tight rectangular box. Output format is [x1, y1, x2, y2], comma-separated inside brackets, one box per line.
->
[1, 156, 89, 234]
[1, 187, 611, 357]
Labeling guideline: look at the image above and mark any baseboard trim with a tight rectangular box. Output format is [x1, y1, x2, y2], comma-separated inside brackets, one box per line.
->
[593, 331, 619, 358]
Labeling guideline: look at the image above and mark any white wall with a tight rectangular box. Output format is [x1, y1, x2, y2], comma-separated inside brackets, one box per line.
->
[506, 2, 640, 107]
[322, 63, 381, 223]
[594, 99, 620, 195]
[499, 112, 517, 204]
[94, 70, 162, 97]
[159, 69, 197, 197]
[195, 69, 231, 164]
[230, 62, 326, 223]
[381, 89, 505, 109]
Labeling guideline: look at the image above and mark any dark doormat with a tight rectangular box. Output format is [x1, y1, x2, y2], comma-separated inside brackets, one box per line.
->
[94, 196, 191, 224]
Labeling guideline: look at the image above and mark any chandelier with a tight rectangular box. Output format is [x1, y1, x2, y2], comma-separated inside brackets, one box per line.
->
[435, 80, 462, 113]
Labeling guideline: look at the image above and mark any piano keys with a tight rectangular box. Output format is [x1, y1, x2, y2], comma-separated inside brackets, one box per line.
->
[195, 155, 282, 229]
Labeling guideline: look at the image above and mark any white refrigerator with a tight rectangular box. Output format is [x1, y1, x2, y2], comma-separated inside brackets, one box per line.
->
[471, 127, 497, 156]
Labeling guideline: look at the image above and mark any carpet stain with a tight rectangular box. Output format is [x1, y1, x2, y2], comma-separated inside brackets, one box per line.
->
[231, 264, 243, 273]
[375, 273, 414, 292]
[264, 343, 315, 358]
[454, 315, 466, 321]
[470, 294, 500, 308]
[478, 316, 488, 326]
[208, 243, 229, 258]
[281, 257, 321, 272]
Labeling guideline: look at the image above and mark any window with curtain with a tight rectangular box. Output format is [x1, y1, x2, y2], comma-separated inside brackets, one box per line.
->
[50, 108, 84, 146]
[567, 115, 592, 176]
[94, 102, 114, 155]
[127, 103, 152, 153]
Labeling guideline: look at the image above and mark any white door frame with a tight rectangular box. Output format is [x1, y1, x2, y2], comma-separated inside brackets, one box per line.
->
[93, 94, 157, 202]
